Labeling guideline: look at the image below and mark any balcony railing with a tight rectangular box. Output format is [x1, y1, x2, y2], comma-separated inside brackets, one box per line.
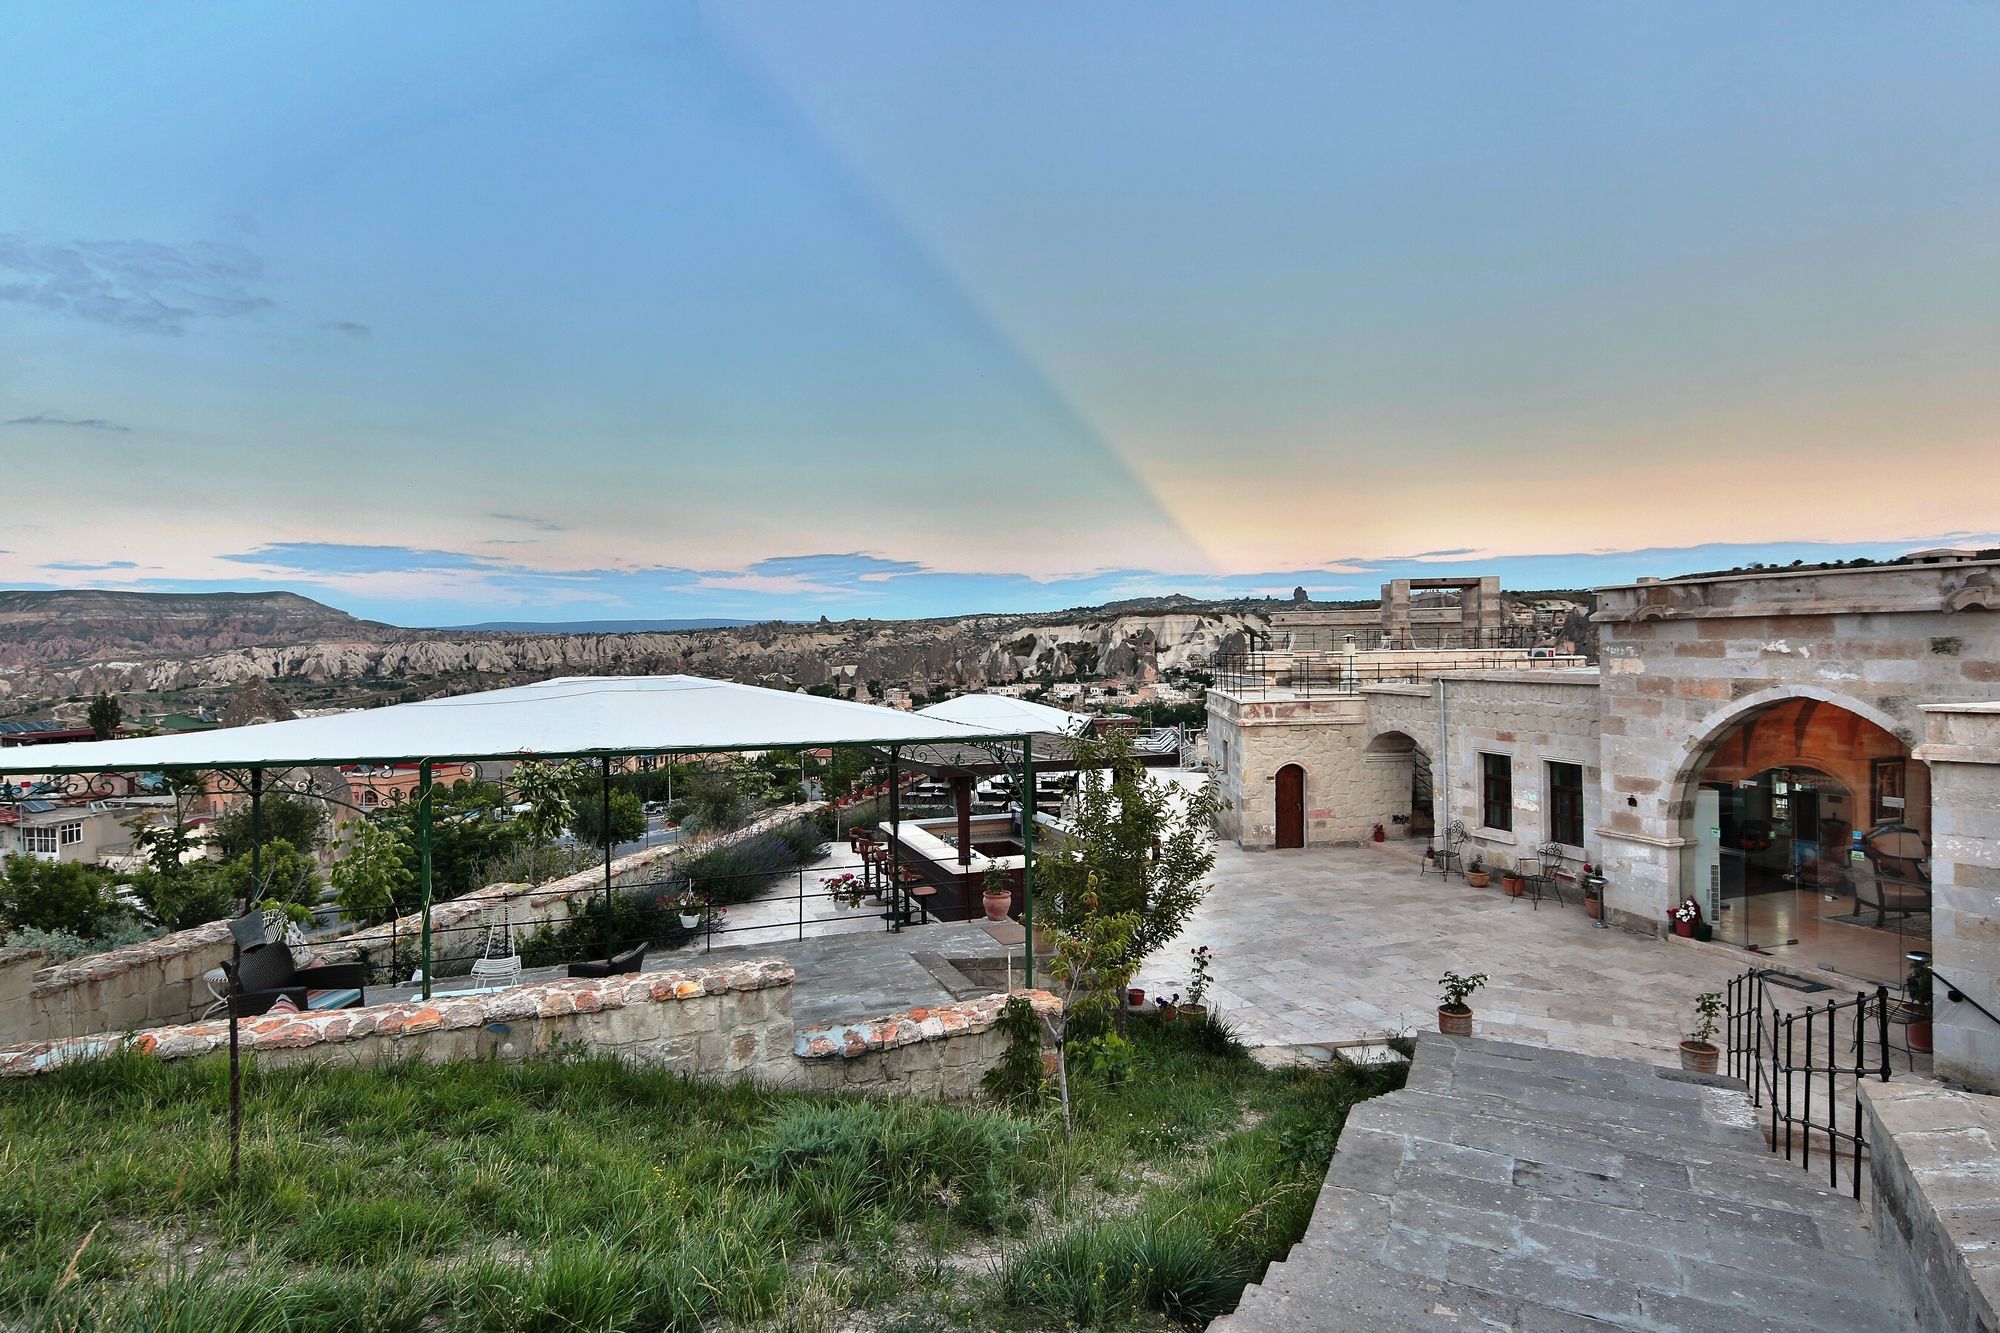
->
[1208, 648, 1579, 698]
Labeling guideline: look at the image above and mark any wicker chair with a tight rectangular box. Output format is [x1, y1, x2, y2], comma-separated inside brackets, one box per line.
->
[567, 941, 648, 979]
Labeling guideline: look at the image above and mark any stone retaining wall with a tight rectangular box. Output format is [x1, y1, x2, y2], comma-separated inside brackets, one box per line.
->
[0, 803, 824, 1049]
[0, 958, 1060, 1103]
[1861, 1079, 2000, 1333]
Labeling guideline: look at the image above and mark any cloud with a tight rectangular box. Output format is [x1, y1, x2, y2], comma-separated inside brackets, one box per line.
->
[40, 560, 139, 571]
[0, 233, 272, 335]
[490, 511, 568, 532]
[322, 320, 371, 338]
[219, 543, 494, 576]
[4, 412, 132, 432]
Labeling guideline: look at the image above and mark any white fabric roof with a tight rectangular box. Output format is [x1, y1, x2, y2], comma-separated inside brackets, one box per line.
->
[4, 676, 1022, 774]
[915, 693, 1094, 737]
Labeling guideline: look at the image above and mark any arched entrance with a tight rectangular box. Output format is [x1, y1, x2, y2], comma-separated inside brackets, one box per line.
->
[1275, 764, 1305, 849]
[1365, 731, 1433, 841]
[1682, 696, 1930, 983]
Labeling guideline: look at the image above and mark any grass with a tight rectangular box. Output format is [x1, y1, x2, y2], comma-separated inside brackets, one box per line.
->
[0, 1015, 1403, 1331]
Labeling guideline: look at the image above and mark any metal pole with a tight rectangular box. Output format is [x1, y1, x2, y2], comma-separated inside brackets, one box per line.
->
[230, 767, 263, 1184]
[887, 745, 902, 932]
[600, 756, 614, 962]
[417, 760, 434, 1001]
[1021, 734, 1036, 989]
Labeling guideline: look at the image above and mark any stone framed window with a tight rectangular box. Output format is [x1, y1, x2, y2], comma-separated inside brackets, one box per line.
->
[1548, 762, 1584, 846]
[1481, 753, 1513, 832]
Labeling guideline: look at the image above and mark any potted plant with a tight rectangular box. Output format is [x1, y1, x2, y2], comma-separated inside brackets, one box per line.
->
[1499, 857, 1527, 897]
[1581, 864, 1605, 920]
[1180, 946, 1214, 1021]
[1906, 958, 1933, 1053]
[1668, 898, 1701, 938]
[821, 871, 865, 910]
[1155, 992, 1181, 1022]
[672, 888, 706, 930]
[980, 867, 1015, 922]
[1127, 986, 1145, 1008]
[1679, 991, 1724, 1073]
[1437, 970, 1488, 1036]
[1372, 822, 1386, 843]
[1465, 855, 1490, 889]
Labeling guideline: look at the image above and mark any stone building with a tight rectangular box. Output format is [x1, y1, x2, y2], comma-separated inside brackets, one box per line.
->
[1208, 556, 2000, 1088]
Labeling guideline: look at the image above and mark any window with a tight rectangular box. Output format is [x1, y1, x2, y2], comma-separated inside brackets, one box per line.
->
[1481, 753, 1512, 831]
[1548, 762, 1584, 846]
[58, 821, 83, 847]
[24, 827, 58, 855]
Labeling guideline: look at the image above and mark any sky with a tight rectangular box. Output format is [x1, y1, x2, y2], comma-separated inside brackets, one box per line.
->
[3, 3, 1998, 627]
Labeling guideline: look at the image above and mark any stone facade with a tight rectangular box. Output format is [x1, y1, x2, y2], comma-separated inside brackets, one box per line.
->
[1594, 560, 2000, 935]
[1915, 703, 2000, 1091]
[0, 959, 1062, 1103]
[1207, 691, 1374, 846]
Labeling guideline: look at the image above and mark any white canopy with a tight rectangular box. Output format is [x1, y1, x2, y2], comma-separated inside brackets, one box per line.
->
[3, 676, 1022, 774]
[915, 693, 1095, 737]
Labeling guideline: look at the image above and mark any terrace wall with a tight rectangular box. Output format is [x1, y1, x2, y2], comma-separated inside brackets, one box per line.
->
[0, 803, 825, 1049]
[0, 961, 1060, 1104]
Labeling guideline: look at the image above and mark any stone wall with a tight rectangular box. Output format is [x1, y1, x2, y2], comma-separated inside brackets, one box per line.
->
[1594, 560, 2000, 931]
[0, 804, 826, 1050]
[0, 959, 1062, 1104]
[1206, 691, 1373, 847]
[1861, 1079, 2000, 1332]
[1916, 703, 2000, 1091]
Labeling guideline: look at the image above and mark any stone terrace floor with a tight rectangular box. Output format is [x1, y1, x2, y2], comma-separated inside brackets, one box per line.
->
[1134, 843, 1827, 1066]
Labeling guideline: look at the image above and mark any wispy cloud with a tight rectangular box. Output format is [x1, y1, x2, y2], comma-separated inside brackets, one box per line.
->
[5, 412, 132, 432]
[40, 559, 139, 571]
[490, 512, 567, 533]
[219, 543, 494, 575]
[0, 233, 272, 335]
[322, 320, 371, 339]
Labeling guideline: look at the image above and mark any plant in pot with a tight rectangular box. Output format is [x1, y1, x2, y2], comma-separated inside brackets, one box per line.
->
[1437, 970, 1488, 1036]
[1154, 992, 1182, 1022]
[1668, 898, 1701, 938]
[1581, 863, 1605, 920]
[1372, 822, 1386, 843]
[1465, 855, 1490, 889]
[1179, 945, 1214, 1021]
[1499, 856, 1527, 897]
[1678, 990, 1724, 1072]
[821, 871, 865, 910]
[980, 867, 1015, 922]
[672, 887, 707, 930]
[1906, 957, 1934, 1054]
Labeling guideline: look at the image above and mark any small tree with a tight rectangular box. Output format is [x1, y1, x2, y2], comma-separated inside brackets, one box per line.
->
[1039, 879, 1140, 1138]
[330, 817, 415, 926]
[1035, 727, 1220, 975]
[213, 793, 327, 860]
[86, 692, 122, 740]
[512, 759, 583, 884]
[0, 857, 123, 938]
[573, 787, 646, 850]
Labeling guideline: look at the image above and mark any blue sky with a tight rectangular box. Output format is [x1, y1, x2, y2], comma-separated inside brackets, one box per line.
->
[4, 3, 1997, 626]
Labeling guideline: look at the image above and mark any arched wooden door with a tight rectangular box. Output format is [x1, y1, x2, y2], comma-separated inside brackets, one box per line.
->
[1275, 764, 1306, 848]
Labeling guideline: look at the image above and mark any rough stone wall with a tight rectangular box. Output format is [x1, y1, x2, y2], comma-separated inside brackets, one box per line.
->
[0, 960, 1063, 1103]
[1419, 673, 1602, 873]
[1206, 691, 1374, 847]
[1916, 704, 2000, 1091]
[1595, 561, 2000, 933]
[1861, 1079, 2000, 1332]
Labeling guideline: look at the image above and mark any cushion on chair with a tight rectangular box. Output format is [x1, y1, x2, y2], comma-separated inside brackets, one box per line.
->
[267, 993, 300, 1014]
[304, 988, 363, 1011]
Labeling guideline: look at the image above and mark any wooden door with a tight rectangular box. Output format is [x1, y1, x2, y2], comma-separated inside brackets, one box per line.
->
[1275, 764, 1305, 849]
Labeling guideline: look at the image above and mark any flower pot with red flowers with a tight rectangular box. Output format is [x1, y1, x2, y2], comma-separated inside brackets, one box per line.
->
[1465, 856, 1491, 889]
[1437, 969, 1487, 1037]
[1906, 958, 1934, 1053]
[1372, 822, 1386, 843]
[1678, 991, 1724, 1073]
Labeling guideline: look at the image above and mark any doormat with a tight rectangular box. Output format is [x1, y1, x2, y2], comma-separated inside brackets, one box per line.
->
[1753, 969, 1832, 994]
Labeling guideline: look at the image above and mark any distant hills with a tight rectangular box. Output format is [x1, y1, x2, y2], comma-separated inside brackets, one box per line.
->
[438, 618, 758, 633]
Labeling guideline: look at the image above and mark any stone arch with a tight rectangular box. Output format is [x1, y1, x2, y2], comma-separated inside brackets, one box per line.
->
[1365, 729, 1433, 841]
[1667, 685, 1913, 820]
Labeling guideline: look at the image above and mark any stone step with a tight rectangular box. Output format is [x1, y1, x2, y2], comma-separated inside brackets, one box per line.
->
[1220, 1035, 1912, 1332]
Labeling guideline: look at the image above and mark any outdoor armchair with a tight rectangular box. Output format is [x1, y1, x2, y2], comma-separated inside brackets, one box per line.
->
[222, 940, 368, 1016]
[567, 942, 649, 979]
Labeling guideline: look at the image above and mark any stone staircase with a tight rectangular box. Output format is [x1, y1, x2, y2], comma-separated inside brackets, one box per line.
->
[1213, 1035, 1912, 1332]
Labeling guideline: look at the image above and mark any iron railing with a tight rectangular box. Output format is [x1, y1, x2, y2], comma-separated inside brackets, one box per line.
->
[1724, 968, 1894, 1201]
[1208, 649, 1578, 698]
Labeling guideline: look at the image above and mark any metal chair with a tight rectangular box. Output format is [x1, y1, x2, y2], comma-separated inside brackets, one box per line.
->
[1423, 822, 1469, 879]
[468, 904, 521, 988]
[1526, 842, 1568, 908]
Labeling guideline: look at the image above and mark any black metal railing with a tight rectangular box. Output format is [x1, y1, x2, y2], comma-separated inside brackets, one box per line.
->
[1725, 969, 1893, 1201]
[1208, 649, 1579, 698]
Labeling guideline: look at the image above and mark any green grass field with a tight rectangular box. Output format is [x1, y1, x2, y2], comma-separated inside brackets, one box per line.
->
[0, 1018, 1403, 1331]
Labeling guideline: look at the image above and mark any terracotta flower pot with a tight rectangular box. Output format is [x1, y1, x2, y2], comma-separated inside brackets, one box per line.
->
[1909, 1017, 1933, 1053]
[1158, 1004, 1179, 1023]
[1127, 987, 1145, 1007]
[1466, 871, 1491, 888]
[1678, 1040, 1720, 1074]
[1503, 875, 1526, 897]
[1585, 897, 1602, 920]
[1438, 1005, 1473, 1037]
[1673, 921, 1694, 938]
[981, 888, 1013, 922]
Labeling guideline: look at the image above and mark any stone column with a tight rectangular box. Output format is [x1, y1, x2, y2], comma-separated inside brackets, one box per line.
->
[1915, 703, 2000, 1092]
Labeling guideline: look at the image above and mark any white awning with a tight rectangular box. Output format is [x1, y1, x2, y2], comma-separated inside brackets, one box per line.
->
[3, 676, 1022, 774]
[915, 693, 1095, 737]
